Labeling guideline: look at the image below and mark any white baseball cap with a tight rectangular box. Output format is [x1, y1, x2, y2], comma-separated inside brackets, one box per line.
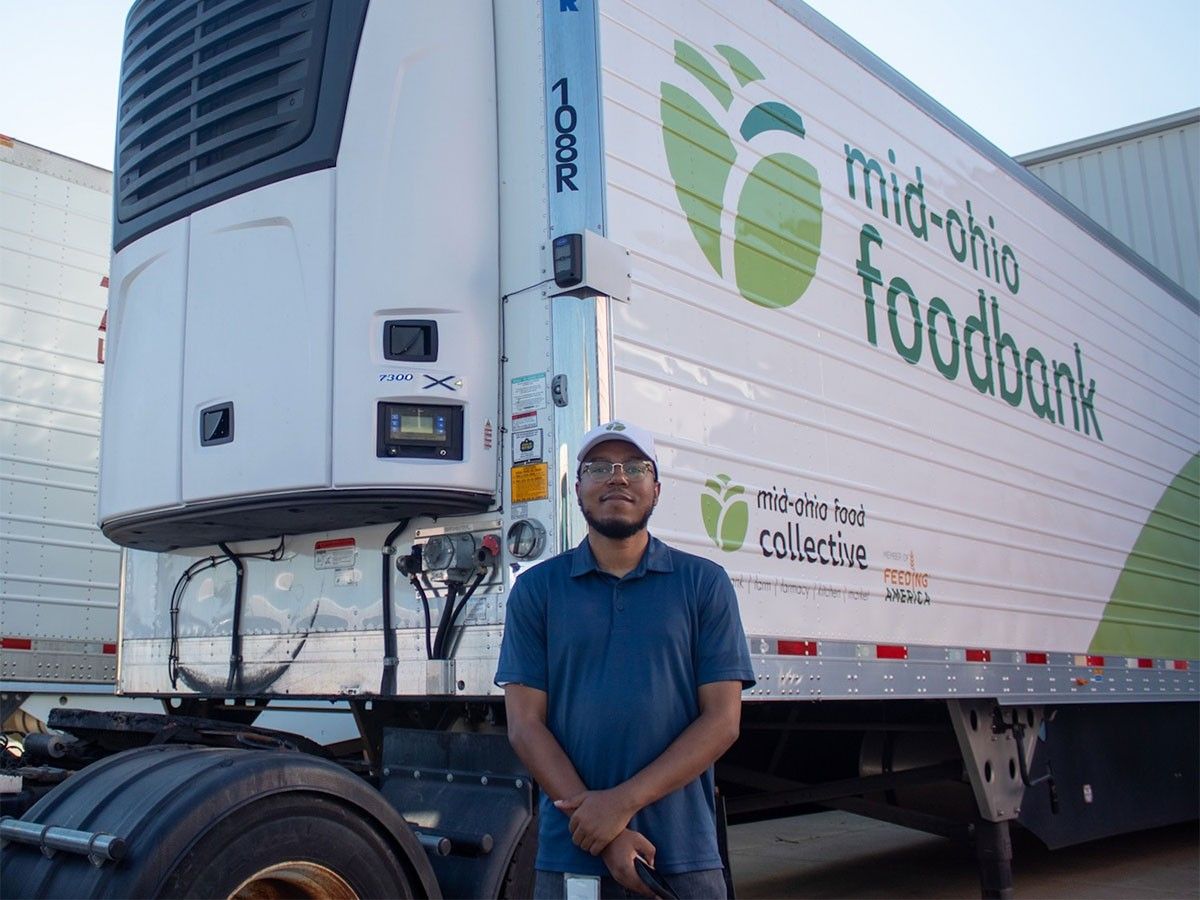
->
[576, 419, 658, 466]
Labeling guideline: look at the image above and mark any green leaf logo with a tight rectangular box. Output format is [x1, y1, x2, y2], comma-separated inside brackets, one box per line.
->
[661, 42, 823, 309]
[701, 474, 749, 552]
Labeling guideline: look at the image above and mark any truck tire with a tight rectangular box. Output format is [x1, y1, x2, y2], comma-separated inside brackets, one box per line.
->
[498, 809, 538, 899]
[0, 744, 440, 899]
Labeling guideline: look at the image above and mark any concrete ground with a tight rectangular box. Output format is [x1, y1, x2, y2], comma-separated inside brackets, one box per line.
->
[728, 811, 1199, 899]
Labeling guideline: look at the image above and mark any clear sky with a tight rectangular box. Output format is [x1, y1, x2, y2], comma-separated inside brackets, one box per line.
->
[1, 0, 1197, 170]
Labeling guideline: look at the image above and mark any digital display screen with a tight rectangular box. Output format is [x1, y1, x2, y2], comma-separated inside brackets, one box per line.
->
[377, 401, 461, 459]
[387, 406, 447, 443]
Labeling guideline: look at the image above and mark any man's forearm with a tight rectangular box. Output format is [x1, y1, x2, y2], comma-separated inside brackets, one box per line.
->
[556, 700, 740, 856]
[617, 704, 739, 812]
[508, 716, 589, 803]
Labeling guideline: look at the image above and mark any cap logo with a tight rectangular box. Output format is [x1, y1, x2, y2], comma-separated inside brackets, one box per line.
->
[605, 422, 626, 432]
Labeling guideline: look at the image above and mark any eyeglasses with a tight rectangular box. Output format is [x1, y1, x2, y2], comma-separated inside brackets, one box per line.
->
[578, 460, 656, 482]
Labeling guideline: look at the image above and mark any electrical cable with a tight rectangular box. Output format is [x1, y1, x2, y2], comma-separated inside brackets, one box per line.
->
[430, 581, 461, 660]
[168, 555, 222, 688]
[379, 520, 410, 695]
[166, 537, 286, 689]
[219, 542, 246, 693]
[420, 571, 442, 600]
[500, 275, 554, 301]
[239, 534, 286, 562]
[409, 576, 434, 660]
[449, 569, 488, 625]
[437, 567, 489, 660]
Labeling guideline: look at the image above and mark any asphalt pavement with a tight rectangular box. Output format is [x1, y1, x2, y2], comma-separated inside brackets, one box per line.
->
[728, 810, 1198, 899]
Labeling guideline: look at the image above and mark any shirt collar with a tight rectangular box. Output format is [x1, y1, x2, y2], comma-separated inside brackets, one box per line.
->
[570, 534, 675, 579]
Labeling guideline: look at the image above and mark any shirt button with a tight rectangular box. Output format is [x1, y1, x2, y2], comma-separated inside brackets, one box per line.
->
[616, 602, 625, 611]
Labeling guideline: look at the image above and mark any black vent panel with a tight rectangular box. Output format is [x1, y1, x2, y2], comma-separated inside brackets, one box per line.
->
[112, 0, 367, 250]
[117, 0, 330, 220]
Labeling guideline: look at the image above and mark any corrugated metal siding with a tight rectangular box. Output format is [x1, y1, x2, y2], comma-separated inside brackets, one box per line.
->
[0, 137, 121, 656]
[1018, 111, 1199, 300]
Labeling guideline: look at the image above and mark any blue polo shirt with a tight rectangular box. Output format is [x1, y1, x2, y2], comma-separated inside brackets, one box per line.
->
[495, 535, 755, 875]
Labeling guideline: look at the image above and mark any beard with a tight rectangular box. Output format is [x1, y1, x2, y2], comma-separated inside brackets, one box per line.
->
[580, 503, 654, 540]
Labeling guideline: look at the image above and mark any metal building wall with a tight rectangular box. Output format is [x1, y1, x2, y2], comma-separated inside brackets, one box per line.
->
[1016, 109, 1199, 300]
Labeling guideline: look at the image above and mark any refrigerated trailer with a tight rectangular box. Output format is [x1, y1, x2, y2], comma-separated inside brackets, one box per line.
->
[2, 1, 1196, 897]
[0, 138, 344, 756]
[0, 137, 148, 732]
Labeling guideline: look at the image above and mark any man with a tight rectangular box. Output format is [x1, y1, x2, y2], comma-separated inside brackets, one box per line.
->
[496, 420, 755, 898]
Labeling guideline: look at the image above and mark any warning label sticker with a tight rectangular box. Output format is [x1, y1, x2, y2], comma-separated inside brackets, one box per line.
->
[514, 429, 544, 464]
[511, 462, 550, 503]
[314, 537, 357, 570]
[511, 409, 539, 432]
[512, 373, 548, 412]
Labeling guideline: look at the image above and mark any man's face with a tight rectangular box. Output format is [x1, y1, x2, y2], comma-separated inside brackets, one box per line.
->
[575, 439, 661, 540]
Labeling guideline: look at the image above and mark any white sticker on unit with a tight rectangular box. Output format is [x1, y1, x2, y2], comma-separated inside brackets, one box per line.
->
[513, 428, 544, 463]
[335, 569, 362, 586]
[512, 373, 548, 411]
[511, 409, 539, 432]
[314, 538, 357, 570]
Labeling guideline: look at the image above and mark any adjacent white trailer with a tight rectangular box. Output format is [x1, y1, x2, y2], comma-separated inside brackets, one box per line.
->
[3, 2, 1196, 898]
[0, 137, 142, 728]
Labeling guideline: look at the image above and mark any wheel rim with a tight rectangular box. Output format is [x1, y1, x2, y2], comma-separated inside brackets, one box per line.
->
[229, 861, 358, 899]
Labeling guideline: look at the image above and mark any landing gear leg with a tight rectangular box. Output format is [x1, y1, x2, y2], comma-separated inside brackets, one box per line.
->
[974, 817, 1014, 899]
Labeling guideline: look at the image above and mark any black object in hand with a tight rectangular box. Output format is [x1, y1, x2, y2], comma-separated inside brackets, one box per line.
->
[634, 856, 679, 900]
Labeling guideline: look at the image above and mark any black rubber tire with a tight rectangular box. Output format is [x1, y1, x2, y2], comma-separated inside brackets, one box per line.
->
[498, 808, 538, 899]
[160, 791, 413, 898]
[0, 745, 439, 899]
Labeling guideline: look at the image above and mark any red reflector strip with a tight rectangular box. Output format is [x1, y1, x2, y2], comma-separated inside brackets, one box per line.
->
[1137, 658, 1153, 669]
[103, 643, 117, 655]
[2, 637, 33, 650]
[876, 644, 908, 660]
[965, 649, 991, 663]
[314, 538, 356, 550]
[1025, 652, 1048, 664]
[1086, 655, 1105, 667]
[1173, 660, 1189, 671]
[778, 640, 817, 656]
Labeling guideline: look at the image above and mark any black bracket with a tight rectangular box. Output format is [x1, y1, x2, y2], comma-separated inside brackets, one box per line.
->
[992, 707, 1059, 813]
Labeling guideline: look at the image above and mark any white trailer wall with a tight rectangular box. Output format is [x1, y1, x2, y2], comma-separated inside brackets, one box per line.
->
[0, 136, 121, 689]
[598, 0, 1199, 670]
